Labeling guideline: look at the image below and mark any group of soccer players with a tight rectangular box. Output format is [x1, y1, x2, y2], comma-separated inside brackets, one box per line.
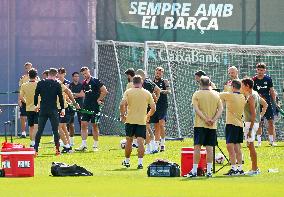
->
[17, 60, 279, 173]
[187, 63, 278, 177]
[18, 62, 107, 155]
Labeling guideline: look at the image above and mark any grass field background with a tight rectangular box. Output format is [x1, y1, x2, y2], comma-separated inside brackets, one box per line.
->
[0, 136, 283, 197]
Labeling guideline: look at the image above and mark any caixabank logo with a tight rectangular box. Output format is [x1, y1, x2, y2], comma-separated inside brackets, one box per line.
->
[155, 49, 221, 64]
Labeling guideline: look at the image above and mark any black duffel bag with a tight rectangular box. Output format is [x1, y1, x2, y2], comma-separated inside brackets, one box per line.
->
[147, 159, 180, 177]
[51, 162, 93, 176]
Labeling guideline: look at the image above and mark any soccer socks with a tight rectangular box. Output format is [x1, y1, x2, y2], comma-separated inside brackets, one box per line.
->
[70, 137, 74, 145]
[160, 138, 165, 146]
[125, 158, 130, 163]
[146, 144, 151, 152]
[232, 165, 237, 171]
[155, 141, 160, 150]
[257, 135, 261, 144]
[93, 140, 98, 148]
[207, 163, 213, 174]
[150, 140, 155, 150]
[138, 158, 143, 165]
[269, 135, 274, 143]
[238, 165, 243, 171]
[64, 144, 71, 149]
[30, 141, 35, 146]
[82, 140, 87, 146]
[192, 164, 198, 174]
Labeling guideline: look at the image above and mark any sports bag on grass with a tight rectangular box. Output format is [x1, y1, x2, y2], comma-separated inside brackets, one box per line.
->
[51, 162, 93, 176]
[147, 159, 180, 177]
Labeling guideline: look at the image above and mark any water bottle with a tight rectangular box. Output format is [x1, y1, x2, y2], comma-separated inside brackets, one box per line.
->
[268, 168, 279, 173]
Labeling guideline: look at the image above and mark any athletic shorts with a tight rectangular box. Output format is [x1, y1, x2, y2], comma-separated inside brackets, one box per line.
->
[150, 107, 167, 123]
[194, 127, 217, 146]
[69, 111, 82, 124]
[81, 111, 100, 124]
[244, 122, 259, 143]
[20, 102, 27, 116]
[26, 111, 39, 126]
[262, 103, 274, 120]
[125, 123, 146, 139]
[225, 124, 243, 144]
[58, 108, 72, 124]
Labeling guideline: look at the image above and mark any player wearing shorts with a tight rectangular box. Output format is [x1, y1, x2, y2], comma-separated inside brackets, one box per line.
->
[252, 63, 277, 146]
[120, 75, 156, 169]
[136, 69, 160, 154]
[19, 69, 39, 147]
[18, 62, 33, 138]
[57, 68, 79, 153]
[68, 72, 84, 146]
[220, 80, 246, 175]
[241, 78, 267, 175]
[75, 67, 108, 152]
[187, 76, 223, 178]
[150, 67, 170, 152]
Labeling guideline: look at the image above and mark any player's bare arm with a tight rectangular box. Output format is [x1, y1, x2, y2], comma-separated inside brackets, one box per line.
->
[161, 79, 171, 94]
[260, 97, 268, 118]
[97, 85, 108, 105]
[248, 96, 256, 138]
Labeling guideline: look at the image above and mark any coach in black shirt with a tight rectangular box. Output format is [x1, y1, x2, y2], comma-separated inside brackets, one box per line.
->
[34, 68, 65, 155]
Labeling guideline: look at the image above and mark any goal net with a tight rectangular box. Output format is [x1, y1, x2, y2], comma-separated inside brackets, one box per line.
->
[95, 40, 284, 140]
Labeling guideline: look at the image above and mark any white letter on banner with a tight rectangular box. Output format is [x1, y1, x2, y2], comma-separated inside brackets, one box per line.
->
[129, 2, 138, 14]
[174, 17, 185, 29]
[146, 2, 161, 15]
[171, 3, 181, 16]
[223, 4, 233, 17]
[207, 18, 218, 30]
[195, 4, 206, 16]
[164, 17, 174, 29]
[150, 16, 158, 29]
[207, 4, 223, 17]
[137, 2, 148, 15]
[161, 3, 171, 15]
[142, 16, 151, 28]
[181, 3, 191, 17]
[186, 17, 197, 30]
[197, 17, 208, 34]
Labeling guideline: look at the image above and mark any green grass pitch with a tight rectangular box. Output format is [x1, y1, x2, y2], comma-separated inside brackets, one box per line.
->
[0, 136, 283, 197]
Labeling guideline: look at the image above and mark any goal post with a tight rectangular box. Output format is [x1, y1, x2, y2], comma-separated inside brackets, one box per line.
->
[95, 40, 284, 140]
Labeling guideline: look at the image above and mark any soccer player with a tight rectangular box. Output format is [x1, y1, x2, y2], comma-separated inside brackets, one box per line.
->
[194, 70, 216, 90]
[57, 68, 78, 153]
[219, 80, 246, 175]
[19, 69, 40, 147]
[120, 75, 156, 169]
[34, 68, 65, 155]
[75, 67, 108, 152]
[187, 76, 223, 178]
[224, 66, 239, 92]
[42, 70, 49, 79]
[68, 72, 84, 146]
[136, 69, 160, 154]
[241, 78, 267, 175]
[252, 63, 277, 146]
[18, 62, 33, 138]
[125, 68, 135, 90]
[150, 67, 170, 152]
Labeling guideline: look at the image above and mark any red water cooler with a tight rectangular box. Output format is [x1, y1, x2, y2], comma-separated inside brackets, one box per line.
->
[0, 143, 35, 177]
[181, 147, 207, 176]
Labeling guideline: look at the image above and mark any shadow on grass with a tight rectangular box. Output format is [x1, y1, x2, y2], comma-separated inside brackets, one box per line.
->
[107, 168, 140, 172]
[180, 174, 253, 181]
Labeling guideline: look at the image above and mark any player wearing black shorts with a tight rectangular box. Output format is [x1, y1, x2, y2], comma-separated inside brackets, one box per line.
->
[150, 67, 170, 152]
[187, 76, 223, 178]
[136, 69, 160, 154]
[19, 69, 39, 147]
[120, 75, 156, 169]
[220, 80, 246, 175]
[68, 72, 84, 146]
[252, 63, 277, 146]
[57, 68, 78, 153]
[75, 67, 108, 152]
[18, 62, 33, 138]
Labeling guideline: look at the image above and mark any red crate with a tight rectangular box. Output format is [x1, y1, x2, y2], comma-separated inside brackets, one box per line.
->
[1, 147, 35, 177]
[181, 147, 206, 176]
